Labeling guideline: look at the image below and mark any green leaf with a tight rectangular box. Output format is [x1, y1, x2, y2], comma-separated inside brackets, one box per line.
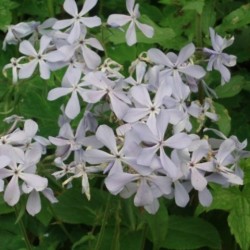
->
[217, 3, 250, 32]
[107, 44, 137, 65]
[228, 197, 250, 250]
[214, 102, 231, 136]
[53, 187, 108, 225]
[182, 0, 205, 14]
[0, 214, 26, 250]
[162, 215, 221, 249]
[0, 0, 19, 31]
[72, 234, 95, 250]
[201, 0, 216, 33]
[142, 203, 168, 248]
[120, 229, 145, 250]
[215, 75, 245, 98]
[196, 185, 241, 215]
[0, 194, 13, 215]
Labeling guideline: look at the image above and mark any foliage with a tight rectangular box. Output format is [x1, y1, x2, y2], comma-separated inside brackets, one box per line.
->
[0, 0, 250, 249]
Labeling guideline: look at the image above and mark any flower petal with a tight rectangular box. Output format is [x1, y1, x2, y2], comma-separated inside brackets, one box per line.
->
[96, 125, 118, 154]
[136, 21, 154, 38]
[126, 21, 136, 46]
[20, 173, 48, 191]
[107, 14, 131, 27]
[174, 181, 189, 207]
[64, 0, 78, 16]
[148, 48, 172, 67]
[65, 91, 81, 119]
[26, 190, 41, 216]
[79, 0, 98, 15]
[4, 175, 20, 206]
[19, 40, 37, 57]
[47, 87, 72, 101]
[19, 60, 38, 79]
[176, 43, 195, 65]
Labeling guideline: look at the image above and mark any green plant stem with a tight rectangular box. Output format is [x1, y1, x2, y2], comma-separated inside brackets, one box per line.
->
[111, 199, 121, 250]
[140, 223, 148, 250]
[94, 194, 111, 250]
[196, 13, 205, 105]
[47, 0, 54, 17]
[14, 206, 33, 250]
[127, 199, 136, 231]
[48, 205, 74, 244]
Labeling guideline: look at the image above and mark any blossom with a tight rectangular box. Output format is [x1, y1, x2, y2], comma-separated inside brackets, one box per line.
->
[19, 36, 64, 79]
[2, 21, 39, 50]
[81, 72, 131, 119]
[132, 112, 192, 178]
[107, 0, 154, 46]
[2, 57, 25, 83]
[148, 43, 206, 99]
[48, 68, 86, 119]
[204, 27, 237, 84]
[0, 158, 48, 206]
[53, 0, 101, 44]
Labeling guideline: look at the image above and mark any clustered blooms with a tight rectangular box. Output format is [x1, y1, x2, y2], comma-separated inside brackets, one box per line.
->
[1, 0, 249, 214]
[0, 116, 57, 215]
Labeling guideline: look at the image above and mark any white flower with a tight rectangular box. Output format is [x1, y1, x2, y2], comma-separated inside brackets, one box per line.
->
[53, 0, 101, 44]
[204, 28, 237, 84]
[3, 57, 25, 83]
[19, 36, 64, 79]
[107, 0, 154, 46]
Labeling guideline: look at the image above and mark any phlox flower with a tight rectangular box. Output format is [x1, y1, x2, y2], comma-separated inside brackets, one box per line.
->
[19, 35, 64, 79]
[53, 0, 101, 44]
[3, 21, 39, 50]
[204, 28, 237, 84]
[0, 157, 48, 206]
[107, 0, 154, 46]
[132, 111, 192, 178]
[81, 72, 131, 119]
[3, 57, 25, 83]
[48, 68, 87, 119]
[105, 162, 172, 214]
[148, 43, 206, 99]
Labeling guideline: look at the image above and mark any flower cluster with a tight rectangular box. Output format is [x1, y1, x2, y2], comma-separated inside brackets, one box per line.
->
[1, 0, 248, 214]
[0, 116, 57, 216]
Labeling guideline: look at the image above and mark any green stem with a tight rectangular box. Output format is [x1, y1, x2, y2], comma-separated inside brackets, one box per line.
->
[47, 0, 54, 17]
[94, 194, 111, 250]
[127, 198, 136, 231]
[140, 223, 148, 250]
[196, 13, 205, 105]
[48, 205, 74, 243]
[14, 206, 33, 250]
[111, 199, 121, 250]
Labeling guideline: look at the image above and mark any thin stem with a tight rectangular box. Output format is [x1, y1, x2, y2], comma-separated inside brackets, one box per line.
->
[126, 198, 136, 231]
[196, 13, 205, 105]
[111, 199, 121, 250]
[47, 0, 54, 17]
[48, 205, 74, 244]
[94, 194, 111, 250]
[140, 223, 148, 250]
[14, 206, 33, 250]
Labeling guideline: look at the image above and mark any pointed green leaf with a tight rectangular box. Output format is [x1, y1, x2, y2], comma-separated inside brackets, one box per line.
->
[215, 76, 245, 98]
[162, 215, 221, 249]
[214, 102, 231, 136]
[228, 197, 250, 250]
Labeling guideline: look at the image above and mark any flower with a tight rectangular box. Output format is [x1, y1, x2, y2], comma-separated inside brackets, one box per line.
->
[203, 28, 237, 84]
[19, 36, 64, 79]
[107, 0, 154, 46]
[53, 0, 101, 44]
[3, 57, 25, 83]
[148, 43, 206, 99]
